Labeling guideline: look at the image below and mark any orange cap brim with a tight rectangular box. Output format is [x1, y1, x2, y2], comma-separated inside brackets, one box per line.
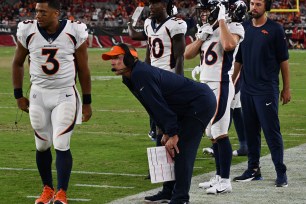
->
[102, 45, 138, 60]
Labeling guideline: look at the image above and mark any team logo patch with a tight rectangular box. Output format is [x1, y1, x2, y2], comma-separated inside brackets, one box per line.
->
[261, 29, 269, 35]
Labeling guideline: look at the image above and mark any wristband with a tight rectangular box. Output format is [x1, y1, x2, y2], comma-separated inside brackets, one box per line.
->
[127, 22, 132, 26]
[83, 94, 92, 104]
[14, 88, 23, 99]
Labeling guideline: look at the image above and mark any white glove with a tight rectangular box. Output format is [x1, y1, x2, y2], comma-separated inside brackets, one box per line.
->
[195, 24, 213, 41]
[192, 65, 202, 81]
[218, 4, 226, 21]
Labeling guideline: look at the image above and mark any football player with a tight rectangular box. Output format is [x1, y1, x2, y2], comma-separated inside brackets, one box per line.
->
[12, 0, 92, 203]
[184, 0, 245, 194]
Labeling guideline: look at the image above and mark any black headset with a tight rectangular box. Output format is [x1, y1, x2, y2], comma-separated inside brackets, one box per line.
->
[117, 43, 136, 67]
[265, 0, 272, 11]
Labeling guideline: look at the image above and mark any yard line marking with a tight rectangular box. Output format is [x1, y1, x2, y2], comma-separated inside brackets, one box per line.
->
[288, 133, 306, 137]
[96, 109, 144, 113]
[75, 184, 134, 189]
[294, 128, 305, 131]
[76, 131, 143, 136]
[0, 167, 147, 177]
[26, 196, 91, 202]
[91, 76, 121, 81]
[0, 106, 15, 109]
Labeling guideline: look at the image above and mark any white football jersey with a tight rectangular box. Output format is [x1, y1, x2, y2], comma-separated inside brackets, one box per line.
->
[144, 16, 187, 72]
[17, 19, 88, 89]
[199, 22, 244, 82]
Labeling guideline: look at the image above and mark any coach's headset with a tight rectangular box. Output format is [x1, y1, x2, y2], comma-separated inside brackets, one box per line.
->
[117, 43, 137, 68]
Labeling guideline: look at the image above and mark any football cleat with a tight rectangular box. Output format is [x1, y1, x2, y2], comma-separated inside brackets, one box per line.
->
[199, 175, 220, 189]
[35, 185, 55, 204]
[206, 178, 232, 194]
[202, 147, 214, 157]
[53, 189, 67, 204]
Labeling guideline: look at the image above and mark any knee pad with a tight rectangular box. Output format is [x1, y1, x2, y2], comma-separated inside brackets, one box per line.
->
[29, 105, 46, 130]
[56, 102, 76, 126]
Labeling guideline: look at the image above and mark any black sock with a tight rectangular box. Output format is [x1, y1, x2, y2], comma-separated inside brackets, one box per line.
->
[217, 137, 232, 178]
[36, 148, 53, 188]
[56, 149, 72, 191]
[212, 143, 220, 175]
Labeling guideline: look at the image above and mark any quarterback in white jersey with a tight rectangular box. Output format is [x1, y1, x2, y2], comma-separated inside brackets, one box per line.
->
[144, 16, 187, 72]
[12, 1, 92, 203]
[17, 19, 88, 88]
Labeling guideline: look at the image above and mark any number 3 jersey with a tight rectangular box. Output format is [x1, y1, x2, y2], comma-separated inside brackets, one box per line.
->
[16, 20, 88, 89]
[199, 22, 244, 82]
[144, 16, 187, 72]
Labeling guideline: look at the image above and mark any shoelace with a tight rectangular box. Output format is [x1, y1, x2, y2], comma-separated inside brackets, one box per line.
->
[55, 190, 67, 201]
[40, 187, 54, 200]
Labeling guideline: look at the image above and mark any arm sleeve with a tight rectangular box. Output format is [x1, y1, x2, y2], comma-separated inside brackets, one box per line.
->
[16, 21, 30, 48]
[170, 18, 187, 37]
[275, 25, 289, 63]
[132, 70, 179, 137]
[74, 22, 88, 49]
[228, 23, 245, 43]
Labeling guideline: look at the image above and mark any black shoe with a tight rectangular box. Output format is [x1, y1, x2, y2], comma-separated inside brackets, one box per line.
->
[144, 191, 171, 203]
[275, 173, 288, 187]
[148, 131, 156, 141]
[233, 168, 263, 182]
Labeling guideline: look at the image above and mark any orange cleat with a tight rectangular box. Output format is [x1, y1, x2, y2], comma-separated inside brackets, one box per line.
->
[35, 185, 55, 204]
[53, 189, 68, 204]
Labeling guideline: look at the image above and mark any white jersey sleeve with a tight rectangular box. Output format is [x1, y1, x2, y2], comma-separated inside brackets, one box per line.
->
[168, 17, 187, 38]
[228, 22, 244, 43]
[16, 20, 36, 48]
[66, 20, 88, 49]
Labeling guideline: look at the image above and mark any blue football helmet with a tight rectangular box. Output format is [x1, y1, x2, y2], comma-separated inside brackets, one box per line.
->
[196, 0, 229, 25]
[229, 0, 247, 22]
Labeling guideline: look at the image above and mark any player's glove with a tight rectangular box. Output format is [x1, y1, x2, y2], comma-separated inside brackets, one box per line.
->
[191, 65, 202, 81]
[218, 4, 226, 21]
[195, 24, 213, 41]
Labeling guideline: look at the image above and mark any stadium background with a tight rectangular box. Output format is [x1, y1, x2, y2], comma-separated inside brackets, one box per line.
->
[0, 0, 305, 49]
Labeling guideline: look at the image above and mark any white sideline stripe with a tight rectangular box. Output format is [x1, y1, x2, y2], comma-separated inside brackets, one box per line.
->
[26, 196, 91, 202]
[96, 109, 143, 113]
[91, 76, 121, 80]
[0, 167, 146, 177]
[288, 133, 306, 136]
[75, 184, 134, 189]
[0, 106, 15, 109]
[294, 128, 305, 131]
[77, 131, 143, 136]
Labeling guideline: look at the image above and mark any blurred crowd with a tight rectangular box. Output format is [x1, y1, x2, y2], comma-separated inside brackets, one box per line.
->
[0, 0, 305, 49]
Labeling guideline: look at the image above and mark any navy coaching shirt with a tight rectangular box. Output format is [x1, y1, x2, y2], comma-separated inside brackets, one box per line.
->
[122, 61, 216, 137]
[236, 19, 289, 95]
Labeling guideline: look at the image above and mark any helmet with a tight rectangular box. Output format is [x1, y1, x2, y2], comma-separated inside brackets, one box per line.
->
[229, 0, 247, 22]
[196, 0, 228, 25]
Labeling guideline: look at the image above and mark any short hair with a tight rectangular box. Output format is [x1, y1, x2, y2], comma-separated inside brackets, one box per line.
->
[36, 0, 60, 10]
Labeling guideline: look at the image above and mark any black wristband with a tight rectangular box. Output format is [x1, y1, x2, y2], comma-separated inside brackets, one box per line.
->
[83, 94, 92, 104]
[14, 88, 23, 99]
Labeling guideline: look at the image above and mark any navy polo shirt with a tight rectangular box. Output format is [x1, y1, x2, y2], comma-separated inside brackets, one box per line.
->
[236, 18, 289, 95]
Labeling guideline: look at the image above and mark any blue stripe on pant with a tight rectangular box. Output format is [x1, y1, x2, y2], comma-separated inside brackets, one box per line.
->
[241, 93, 286, 175]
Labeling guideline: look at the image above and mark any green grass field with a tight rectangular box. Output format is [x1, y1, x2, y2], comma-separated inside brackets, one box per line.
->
[0, 47, 305, 203]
